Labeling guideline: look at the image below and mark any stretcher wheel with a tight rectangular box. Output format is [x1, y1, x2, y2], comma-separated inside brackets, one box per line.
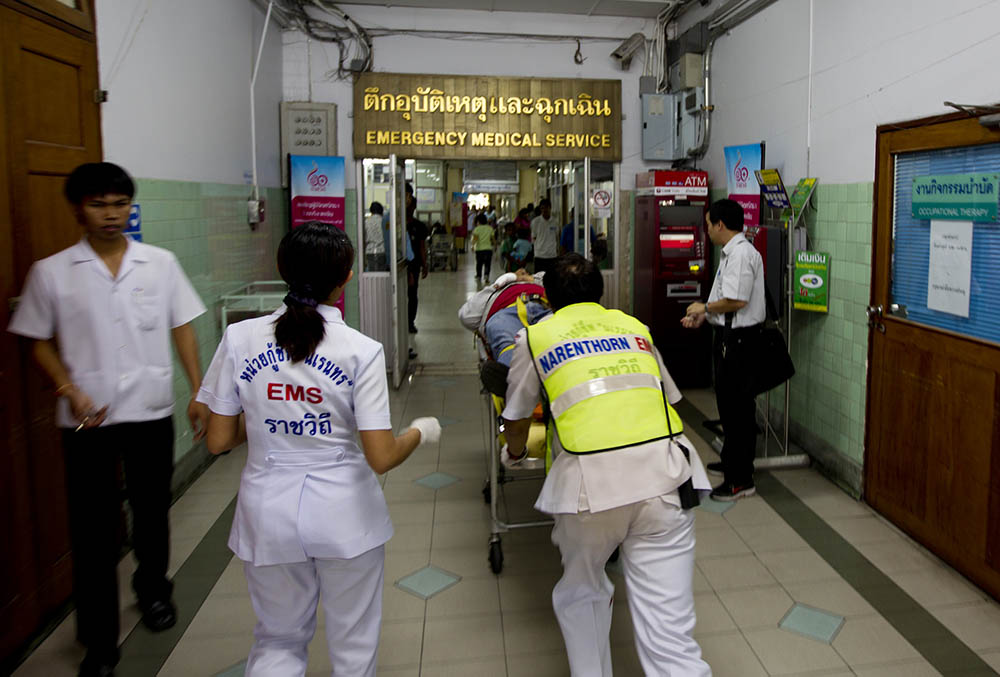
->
[489, 539, 504, 574]
[482, 480, 491, 504]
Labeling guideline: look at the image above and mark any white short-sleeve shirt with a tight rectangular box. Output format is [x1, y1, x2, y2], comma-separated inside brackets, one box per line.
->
[7, 238, 206, 428]
[196, 304, 394, 565]
[706, 232, 766, 328]
[501, 314, 711, 515]
[530, 215, 559, 259]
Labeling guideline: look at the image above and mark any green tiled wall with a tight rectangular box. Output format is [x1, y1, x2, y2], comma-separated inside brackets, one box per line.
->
[133, 178, 289, 464]
[778, 181, 873, 490]
[697, 184, 874, 492]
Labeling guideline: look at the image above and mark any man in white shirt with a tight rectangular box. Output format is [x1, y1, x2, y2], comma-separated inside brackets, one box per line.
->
[502, 254, 712, 677]
[530, 198, 559, 273]
[7, 163, 208, 677]
[682, 198, 765, 501]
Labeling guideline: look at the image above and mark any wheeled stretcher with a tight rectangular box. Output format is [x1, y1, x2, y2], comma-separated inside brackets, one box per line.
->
[472, 282, 554, 574]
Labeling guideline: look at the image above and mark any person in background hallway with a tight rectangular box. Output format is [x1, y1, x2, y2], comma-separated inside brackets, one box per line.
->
[471, 212, 495, 282]
[7, 162, 209, 677]
[559, 207, 597, 256]
[406, 182, 429, 335]
[197, 223, 440, 677]
[466, 205, 479, 250]
[364, 201, 388, 271]
[681, 198, 765, 501]
[502, 254, 711, 677]
[514, 207, 532, 240]
[530, 198, 559, 274]
[499, 222, 517, 272]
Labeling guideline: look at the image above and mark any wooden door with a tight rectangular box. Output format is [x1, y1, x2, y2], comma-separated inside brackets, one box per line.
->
[0, 1, 101, 663]
[866, 114, 1000, 601]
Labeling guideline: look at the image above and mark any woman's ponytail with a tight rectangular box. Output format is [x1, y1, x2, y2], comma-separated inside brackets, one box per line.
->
[274, 222, 355, 363]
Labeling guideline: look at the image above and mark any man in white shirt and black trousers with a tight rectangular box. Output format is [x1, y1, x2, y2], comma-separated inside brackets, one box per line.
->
[8, 163, 208, 677]
[682, 198, 766, 501]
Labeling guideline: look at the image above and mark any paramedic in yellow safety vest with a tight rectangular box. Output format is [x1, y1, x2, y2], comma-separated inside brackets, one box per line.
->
[501, 253, 712, 677]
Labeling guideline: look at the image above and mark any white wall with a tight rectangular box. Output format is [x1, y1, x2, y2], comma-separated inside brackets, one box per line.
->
[675, 0, 1000, 184]
[97, 0, 283, 186]
[282, 5, 662, 188]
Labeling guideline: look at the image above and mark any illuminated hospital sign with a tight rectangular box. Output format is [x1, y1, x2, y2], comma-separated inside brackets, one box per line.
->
[353, 73, 622, 161]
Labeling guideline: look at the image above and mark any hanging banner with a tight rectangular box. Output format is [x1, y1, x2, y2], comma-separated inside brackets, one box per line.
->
[912, 173, 998, 222]
[290, 155, 347, 313]
[290, 155, 346, 228]
[794, 250, 830, 312]
[353, 73, 621, 161]
[724, 143, 763, 228]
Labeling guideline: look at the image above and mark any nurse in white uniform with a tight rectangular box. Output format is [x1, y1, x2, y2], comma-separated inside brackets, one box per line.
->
[197, 222, 440, 676]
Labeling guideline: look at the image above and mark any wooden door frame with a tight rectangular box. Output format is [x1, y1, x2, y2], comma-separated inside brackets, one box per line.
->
[0, 0, 94, 36]
[865, 112, 1000, 494]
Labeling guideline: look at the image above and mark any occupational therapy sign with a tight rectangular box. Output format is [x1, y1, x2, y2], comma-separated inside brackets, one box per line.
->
[912, 173, 998, 222]
[353, 73, 622, 161]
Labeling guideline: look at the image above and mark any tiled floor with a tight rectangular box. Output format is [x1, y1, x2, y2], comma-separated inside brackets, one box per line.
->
[12, 252, 1000, 676]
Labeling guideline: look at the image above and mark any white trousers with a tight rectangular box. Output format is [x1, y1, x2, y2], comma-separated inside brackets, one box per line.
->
[242, 545, 384, 676]
[551, 497, 711, 677]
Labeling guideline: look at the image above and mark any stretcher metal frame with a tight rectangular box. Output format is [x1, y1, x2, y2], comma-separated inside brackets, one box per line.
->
[480, 387, 553, 575]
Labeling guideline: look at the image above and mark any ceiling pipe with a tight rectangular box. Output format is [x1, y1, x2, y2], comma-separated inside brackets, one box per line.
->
[688, 0, 778, 159]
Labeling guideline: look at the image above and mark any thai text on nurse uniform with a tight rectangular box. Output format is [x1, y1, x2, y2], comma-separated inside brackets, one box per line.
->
[196, 223, 440, 676]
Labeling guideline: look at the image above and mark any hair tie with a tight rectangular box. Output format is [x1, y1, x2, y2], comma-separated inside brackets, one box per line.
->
[284, 292, 318, 308]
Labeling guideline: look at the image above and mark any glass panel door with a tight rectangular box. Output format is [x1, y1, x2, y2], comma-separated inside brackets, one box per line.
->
[389, 154, 410, 388]
[891, 143, 1000, 345]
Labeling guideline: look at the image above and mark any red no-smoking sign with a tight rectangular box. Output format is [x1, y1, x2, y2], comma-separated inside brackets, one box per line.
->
[593, 189, 611, 207]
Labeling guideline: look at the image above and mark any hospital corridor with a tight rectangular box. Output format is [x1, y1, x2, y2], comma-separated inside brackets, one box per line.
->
[9, 254, 1000, 677]
[4, 1, 1000, 675]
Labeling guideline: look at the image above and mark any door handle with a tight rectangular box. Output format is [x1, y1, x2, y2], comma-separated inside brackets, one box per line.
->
[866, 304, 886, 333]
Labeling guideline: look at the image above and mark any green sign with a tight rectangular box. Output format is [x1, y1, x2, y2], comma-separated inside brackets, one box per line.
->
[911, 173, 998, 221]
[794, 250, 829, 313]
[781, 177, 818, 224]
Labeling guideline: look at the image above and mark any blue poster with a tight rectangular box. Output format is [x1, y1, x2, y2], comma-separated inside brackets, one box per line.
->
[289, 156, 346, 228]
[724, 143, 764, 196]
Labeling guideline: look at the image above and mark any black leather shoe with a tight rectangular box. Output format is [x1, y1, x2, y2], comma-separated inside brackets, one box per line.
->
[79, 655, 116, 677]
[140, 599, 177, 632]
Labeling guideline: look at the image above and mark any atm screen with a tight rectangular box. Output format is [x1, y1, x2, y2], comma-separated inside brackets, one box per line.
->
[660, 230, 696, 256]
[659, 204, 705, 228]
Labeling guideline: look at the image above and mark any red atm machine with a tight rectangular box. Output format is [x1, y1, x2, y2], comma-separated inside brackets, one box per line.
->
[634, 170, 713, 387]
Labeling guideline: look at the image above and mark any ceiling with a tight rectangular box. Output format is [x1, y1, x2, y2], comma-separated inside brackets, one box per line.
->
[337, 0, 673, 19]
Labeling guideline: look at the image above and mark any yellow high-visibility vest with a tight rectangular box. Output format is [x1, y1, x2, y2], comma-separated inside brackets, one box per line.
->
[526, 302, 683, 456]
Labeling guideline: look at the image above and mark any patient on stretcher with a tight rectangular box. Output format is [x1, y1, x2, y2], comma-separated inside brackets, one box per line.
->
[459, 269, 551, 467]
[458, 269, 551, 371]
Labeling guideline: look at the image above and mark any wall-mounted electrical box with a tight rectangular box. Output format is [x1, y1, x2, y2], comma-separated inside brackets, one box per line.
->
[668, 52, 704, 92]
[280, 102, 338, 187]
[642, 93, 678, 161]
[641, 88, 704, 162]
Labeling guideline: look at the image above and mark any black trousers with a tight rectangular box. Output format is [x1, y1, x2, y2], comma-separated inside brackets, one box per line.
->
[475, 249, 492, 279]
[533, 256, 556, 274]
[62, 417, 174, 661]
[713, 328, 758, 486]
[407, 262, 420, 329]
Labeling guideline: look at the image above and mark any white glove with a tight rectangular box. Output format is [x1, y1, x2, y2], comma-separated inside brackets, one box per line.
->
[500, 443, 526, 468]
[491, 272, 517, 290]
[408, 417, 441, 446]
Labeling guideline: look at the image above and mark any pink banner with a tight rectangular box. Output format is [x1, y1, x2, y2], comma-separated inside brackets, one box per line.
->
[729, 193, 761, 230]
[290, 196, 345, 228]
